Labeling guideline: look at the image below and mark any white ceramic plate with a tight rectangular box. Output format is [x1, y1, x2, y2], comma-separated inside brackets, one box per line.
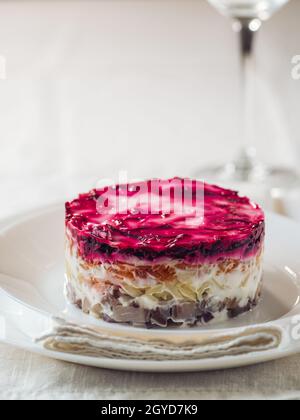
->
[0, 204, 300, 372]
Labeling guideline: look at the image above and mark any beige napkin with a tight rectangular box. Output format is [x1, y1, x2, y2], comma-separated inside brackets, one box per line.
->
[36, 317, 283, 361]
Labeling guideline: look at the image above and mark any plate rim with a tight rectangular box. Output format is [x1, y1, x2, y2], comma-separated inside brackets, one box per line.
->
[0, 203, 300, 372]
[0, 299, 298, 373]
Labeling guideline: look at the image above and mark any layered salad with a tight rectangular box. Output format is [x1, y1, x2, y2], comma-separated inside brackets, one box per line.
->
[65, 178, 265, 328]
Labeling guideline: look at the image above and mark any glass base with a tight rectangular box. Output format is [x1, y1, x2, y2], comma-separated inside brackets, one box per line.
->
[195, 148, 299, 189]
[196, 162, 299, 189]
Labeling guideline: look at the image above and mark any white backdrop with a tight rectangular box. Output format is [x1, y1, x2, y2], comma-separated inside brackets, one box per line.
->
[1, 1, 300, 400]
[0, 0, 300, 218]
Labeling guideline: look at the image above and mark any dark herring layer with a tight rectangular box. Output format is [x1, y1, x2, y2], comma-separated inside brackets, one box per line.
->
[66, 283, 261, 328]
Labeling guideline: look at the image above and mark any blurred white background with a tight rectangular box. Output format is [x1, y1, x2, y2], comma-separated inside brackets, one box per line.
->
[0, 0, 300, 218]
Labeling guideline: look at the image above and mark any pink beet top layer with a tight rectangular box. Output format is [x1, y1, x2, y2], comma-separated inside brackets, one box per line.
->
[66, 178, 265, 264]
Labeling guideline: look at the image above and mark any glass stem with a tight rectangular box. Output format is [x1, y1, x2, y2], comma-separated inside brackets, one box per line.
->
[234, 18, 261, 180]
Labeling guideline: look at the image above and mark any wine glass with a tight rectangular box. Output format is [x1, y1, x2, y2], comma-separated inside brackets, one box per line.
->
[198, 0, 298, 187]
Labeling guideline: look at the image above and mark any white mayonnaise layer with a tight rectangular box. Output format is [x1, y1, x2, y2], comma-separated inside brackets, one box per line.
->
[65, 234, 263, 324]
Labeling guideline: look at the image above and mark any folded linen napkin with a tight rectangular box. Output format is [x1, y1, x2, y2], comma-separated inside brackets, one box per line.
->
[36, 317, 283, 361]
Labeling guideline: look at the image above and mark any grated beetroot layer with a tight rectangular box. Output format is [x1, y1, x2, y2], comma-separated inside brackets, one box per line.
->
[65, 178, 265, 264]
